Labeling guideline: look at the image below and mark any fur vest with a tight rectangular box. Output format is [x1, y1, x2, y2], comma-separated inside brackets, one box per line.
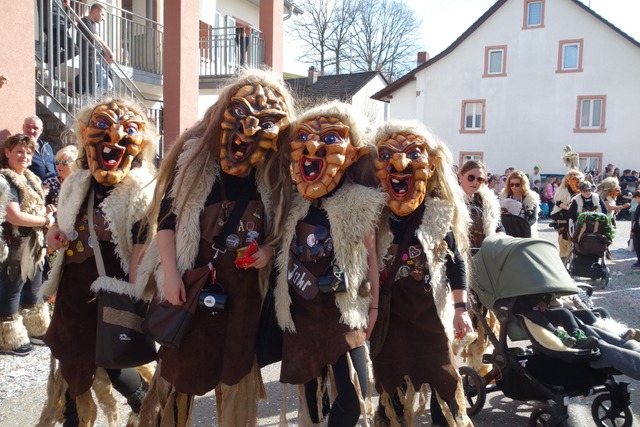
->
[378, 198, 459, 341]
[0, 168, 46, 265]
[474, 186, 501, 239]
[551, 187, 575, 217]
[136, 137, 274, 301]
[274, 182, 386, 333]
[41, 167, 155, 297]
[569, 192, 605, 231]
[0, 178, 8, 261]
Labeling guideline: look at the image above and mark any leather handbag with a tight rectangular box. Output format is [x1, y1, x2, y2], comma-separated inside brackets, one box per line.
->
[90, 189, 157, 369]
[142, 263, 213, 349]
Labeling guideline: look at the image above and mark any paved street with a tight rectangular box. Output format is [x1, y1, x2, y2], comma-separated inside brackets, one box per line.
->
[1, 219, 638, 426]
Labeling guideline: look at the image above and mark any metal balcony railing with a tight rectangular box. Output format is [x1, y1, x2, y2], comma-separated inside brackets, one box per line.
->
[35, 0, 163, 153]
[199, 26, 265, 77]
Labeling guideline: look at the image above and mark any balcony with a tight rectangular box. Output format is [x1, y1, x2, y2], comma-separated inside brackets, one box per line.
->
[199, 26, 265, 82]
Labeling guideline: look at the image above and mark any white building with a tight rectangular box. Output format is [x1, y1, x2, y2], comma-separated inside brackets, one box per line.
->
[372, 0, 640, 175]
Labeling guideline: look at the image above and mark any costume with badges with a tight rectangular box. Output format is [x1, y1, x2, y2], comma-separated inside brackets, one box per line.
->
[39, 100, 158, 427]
[135, 70, 292, 427]
[273, 101, 385, 426]
[370, 122, 473, 427]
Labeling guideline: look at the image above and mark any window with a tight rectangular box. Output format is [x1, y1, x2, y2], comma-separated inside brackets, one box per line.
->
[460, 100, 486, 133]
[557, 39, 583, 73]
[523, 0, 544, 28]
[460, 152, 483, 167]
[483, 46, 507, 77]
[578, 153, 602, 174]
[575, 95, 606, 133]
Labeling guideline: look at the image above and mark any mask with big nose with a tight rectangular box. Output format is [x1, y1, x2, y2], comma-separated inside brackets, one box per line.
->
[374, 132, 435, 216]
[81, 102, 146, 186]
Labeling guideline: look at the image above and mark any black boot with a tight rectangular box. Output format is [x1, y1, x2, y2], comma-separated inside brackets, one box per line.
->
[126, 380, 148, 414]
[63, 391, 79, 427]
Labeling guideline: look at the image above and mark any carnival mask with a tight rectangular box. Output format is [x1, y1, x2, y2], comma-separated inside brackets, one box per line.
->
[81, 102, 146, 186]
[374, 132, 435, 216]
[290, 116, 365, 199]
[567, 174, 583, 193]
[220, 83, 289, 176]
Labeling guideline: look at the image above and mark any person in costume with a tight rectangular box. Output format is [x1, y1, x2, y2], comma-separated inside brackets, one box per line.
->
[369, 121, 474, 427]
[457, 160, 503, 378]
[271, 101, 384, 426]
[0, 134, 54, 356]
[38, 99, 158, 427]
[135, 69, 293, 427]
[550, 169, 584, 264]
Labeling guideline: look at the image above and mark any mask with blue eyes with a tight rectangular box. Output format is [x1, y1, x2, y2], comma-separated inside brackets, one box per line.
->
[373, 131, 435, 216]
[81, 102, 146, 186]
[290, 115, 366, 199]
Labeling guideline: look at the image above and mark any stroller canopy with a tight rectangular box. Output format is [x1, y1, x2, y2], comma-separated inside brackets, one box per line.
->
[471, 234, 580, 309]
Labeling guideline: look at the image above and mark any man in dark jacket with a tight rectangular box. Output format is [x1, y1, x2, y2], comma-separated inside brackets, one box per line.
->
[22, 116, 57, 186]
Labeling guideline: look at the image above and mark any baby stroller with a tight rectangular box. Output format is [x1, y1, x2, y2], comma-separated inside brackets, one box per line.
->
[461, 234, 631, 426]
[569, 212, 614, 288]
[501, 213, 532, 238]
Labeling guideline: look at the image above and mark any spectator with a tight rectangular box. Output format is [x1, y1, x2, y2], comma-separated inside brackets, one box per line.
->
[22, 116, 58, 188]
[630, 191, 640, 269]
[43, 144, 78, 207]
[0, 134, 54, 356]
[499, 170, 540, 237]
[76, 3, 114, 95]
[569, 181, 608, 232]
[541, 176, 556, 217]
[617, 183, 633, 220]
[42, 0, 77, 69]
[531, 165, 542, 189]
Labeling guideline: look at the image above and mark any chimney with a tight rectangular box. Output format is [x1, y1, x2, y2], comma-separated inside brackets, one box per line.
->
[417, 51, 429, 66]
[307, 66, 318, 85]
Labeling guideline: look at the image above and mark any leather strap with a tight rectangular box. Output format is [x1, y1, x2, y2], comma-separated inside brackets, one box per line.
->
[88, 187, 106, 277]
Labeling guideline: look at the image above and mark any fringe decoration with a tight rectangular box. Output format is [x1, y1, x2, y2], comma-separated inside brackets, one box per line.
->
[139, 362, 171, 426]
[159, 390, 194, 427]
[36, 355, 67, 427]
[217, 361, 261, 427]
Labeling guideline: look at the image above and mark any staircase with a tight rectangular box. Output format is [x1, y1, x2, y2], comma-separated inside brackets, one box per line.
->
[35, 0, 163, 153]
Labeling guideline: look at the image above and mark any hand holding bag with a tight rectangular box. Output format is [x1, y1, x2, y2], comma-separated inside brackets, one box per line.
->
[90, 189, 157, 369]
[142, 263, 213, 348]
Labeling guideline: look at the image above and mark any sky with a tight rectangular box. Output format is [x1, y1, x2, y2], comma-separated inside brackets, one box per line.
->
[283, 0, 640, 75]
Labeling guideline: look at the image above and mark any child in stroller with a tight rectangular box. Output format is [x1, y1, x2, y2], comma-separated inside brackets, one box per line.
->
[462, 234, 633, 426]
[512, 293, 598, 349]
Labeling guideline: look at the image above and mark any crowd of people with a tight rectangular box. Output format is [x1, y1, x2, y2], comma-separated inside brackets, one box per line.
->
[1, 66, 639, 427]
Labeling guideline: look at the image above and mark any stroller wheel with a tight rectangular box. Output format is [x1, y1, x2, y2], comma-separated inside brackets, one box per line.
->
[591, 393, 632, 427]
[458, 366, 486, 416]
[599, 270, 610, 289]
[528, 406, 569, 427]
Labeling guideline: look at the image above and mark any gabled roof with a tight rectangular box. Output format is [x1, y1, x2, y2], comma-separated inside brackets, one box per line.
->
[372, 0, 640, 101]
[286, 71, 386, 102]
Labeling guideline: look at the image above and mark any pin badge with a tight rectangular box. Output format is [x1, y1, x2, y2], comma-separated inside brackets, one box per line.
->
[246, 230, 259, 243]
[306, 234, 317, 247]
[408, 246, 421, 259]
[66, 249, 74, 257]
[398, 265, 411, 278]
[226, 234, 240, 249]
[76, 241, 84, 253]
[87, 236, 93, 248]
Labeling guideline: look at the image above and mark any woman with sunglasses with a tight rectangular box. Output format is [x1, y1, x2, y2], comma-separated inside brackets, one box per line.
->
[458, 160, 503, 253]
[499, 170, 540, 237]
[42, 145, 79, 207]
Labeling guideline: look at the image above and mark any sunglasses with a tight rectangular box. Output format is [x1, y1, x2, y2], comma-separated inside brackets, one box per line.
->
[55, 159, 72, 166]
[465, 174, 485, 184]
[509, 182, 521, 188]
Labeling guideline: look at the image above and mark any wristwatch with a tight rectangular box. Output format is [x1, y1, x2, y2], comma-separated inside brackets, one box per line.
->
[453, 302, 469, 311]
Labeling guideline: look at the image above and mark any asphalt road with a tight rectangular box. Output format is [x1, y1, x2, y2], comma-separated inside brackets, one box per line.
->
[1, 219, 638, 426]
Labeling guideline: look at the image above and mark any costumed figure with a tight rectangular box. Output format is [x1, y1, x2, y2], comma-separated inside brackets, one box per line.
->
[0, 134, 53, 356]
[550, 169, 584, 263]
[273, 101, 384, 426]
[499, 170, 540, 237]
[562, 145, 579, 170]
[456, 160, 503, 378]
[369, 121, 473, 427]
[597, 177, 629, 226]
[38, 99, 159, 427]
[136, 69, 293, 427]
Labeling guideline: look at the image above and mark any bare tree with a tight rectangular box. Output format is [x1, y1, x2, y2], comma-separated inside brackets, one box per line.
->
[287, 0, 421, 80]
[349, 0, 422, 81]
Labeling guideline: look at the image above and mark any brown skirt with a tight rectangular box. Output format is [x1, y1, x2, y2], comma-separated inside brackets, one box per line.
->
[44, 243, 124, 398]
[280, 289, 365, 385]
[159, 251, 262, 396]
[371, 276, 459, 401]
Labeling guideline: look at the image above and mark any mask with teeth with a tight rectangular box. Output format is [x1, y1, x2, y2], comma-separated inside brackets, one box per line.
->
[374, 132, 434, 216]
[81, 102, 146, 186]
[220, 83, 289, 176]
[290, 116, 365, 199]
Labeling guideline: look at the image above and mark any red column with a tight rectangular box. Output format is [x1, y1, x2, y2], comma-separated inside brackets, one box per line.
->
[162, 0, 200, 154]
[260, 0, 284, 76]
[0, 2, 35, 141]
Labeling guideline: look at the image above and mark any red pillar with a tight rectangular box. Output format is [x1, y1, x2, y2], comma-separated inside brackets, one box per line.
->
[0, 2, 35, 141]
[162, 0, 200, 154]
[260, 0, 284, 76]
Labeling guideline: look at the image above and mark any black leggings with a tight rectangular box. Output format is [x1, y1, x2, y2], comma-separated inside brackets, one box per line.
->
[524, 307, 580, 335]
[304, 346, 368, 427]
